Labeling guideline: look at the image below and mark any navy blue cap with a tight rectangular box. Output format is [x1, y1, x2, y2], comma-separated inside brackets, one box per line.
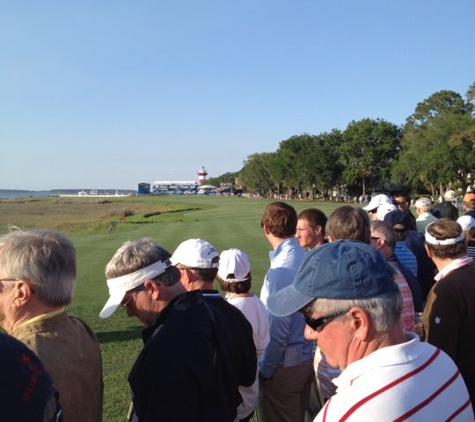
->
[383, 210, 411, 230]
[0, 333, 61, 422]
[267, 240, 391, 317]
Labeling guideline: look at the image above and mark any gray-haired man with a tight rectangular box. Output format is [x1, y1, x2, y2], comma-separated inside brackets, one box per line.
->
[267, 240, 473, 421]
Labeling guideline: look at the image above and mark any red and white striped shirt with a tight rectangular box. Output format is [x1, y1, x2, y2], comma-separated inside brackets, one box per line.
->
[393, 268, 415, 332]
[314, 333, 473, 422]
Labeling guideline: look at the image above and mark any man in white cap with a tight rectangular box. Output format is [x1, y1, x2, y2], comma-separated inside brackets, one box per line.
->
[363, 193, 393, 221]
[171, 238, 257, 417]
[101, 237, 241, 421]
[217, 248, 270, 422]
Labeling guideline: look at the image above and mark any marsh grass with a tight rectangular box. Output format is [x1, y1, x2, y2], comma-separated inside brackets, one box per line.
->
[0, 197, 189, 235]
[0, 195, 343, 421]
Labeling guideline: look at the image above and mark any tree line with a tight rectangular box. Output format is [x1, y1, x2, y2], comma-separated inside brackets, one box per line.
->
[208, 83, 475, 199]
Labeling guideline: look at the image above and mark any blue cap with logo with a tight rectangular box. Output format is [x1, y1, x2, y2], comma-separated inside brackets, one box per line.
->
[267, 240, 391, 317]
[0, 333, 62, 421]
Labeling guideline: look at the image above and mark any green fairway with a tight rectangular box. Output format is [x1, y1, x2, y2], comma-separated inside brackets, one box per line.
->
[2, 195, 345, 421]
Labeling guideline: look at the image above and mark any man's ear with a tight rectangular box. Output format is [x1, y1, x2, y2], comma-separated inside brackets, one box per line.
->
[181, 268, 198, 282]
[143, 280, 160, 300]
[348, 307, 371, 341]
[373, 236, 385, 251]
[12, 280, 34, 308]
[178, 268, 198, 291]
[263, 224, 271, 236]
[424, 244, 433, 258]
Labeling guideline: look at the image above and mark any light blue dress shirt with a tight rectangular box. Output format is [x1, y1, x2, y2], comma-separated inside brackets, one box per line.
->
[259, 237, 313, 378]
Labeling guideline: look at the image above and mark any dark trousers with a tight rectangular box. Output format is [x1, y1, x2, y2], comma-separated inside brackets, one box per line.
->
[258, 360, 314, 422]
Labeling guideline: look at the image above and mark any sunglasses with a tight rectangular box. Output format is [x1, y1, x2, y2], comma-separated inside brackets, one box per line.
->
[121, 284, 145, 308]
[302, 309, 350, 332]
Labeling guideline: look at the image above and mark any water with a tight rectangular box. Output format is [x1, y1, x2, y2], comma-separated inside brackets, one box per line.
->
[0, 189, 136, 199]
[0, 190, 52, 199]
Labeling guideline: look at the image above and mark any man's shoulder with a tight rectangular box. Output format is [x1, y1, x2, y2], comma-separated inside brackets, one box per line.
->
[395, 242, 415, 254]
[148, 295, 219, 341]
[438, 262, 475, 286]
[231, 294, 267, 313]
[270, 239, 305, 271]
[13, 311, 92, 339]
[435, 201, 456, 209]
[275, 237, 305, 255]
[205, 293, 251, 322]
[202, 292, 255, 343]
[416, 212, 432, 220]
[12, 312, 102, 378]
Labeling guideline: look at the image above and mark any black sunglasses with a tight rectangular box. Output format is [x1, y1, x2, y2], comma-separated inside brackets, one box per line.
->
[302, 309, 349, 332]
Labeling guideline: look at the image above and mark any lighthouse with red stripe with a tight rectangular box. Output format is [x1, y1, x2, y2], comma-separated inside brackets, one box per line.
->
[198, 166, 208, 185]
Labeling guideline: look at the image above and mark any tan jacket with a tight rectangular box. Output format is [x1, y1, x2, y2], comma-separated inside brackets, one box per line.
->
[13, 311, 103, 422]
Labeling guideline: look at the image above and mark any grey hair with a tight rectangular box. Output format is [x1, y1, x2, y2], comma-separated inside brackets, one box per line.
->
[105, 237, 180, 287]
[310, 276, 402, 332]
[0, 230, 76, 307]
[415, 197, 432, 213]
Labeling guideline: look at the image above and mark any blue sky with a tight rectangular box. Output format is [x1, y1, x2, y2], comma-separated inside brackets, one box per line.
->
[1, 1, 474, 190]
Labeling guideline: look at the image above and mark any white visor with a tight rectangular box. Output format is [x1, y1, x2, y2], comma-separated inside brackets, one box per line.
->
[99, 259, 171, 318]
[425, 231, 465, 246]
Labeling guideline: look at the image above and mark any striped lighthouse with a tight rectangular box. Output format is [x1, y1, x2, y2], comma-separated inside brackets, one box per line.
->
[197, 166, 208, 185]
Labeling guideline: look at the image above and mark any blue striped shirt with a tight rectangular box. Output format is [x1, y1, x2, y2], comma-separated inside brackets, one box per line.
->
[395, 241, 418, 277]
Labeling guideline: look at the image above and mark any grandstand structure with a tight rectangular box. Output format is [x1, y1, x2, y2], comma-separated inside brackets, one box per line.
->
[139, 167, 208, 195]
[151, 180, 198, 195]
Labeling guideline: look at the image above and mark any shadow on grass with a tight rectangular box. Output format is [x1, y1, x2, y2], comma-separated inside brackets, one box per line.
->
[96, 327, 143, 344]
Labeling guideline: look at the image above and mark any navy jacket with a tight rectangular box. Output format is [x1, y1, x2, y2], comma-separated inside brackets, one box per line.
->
[129, 291, 239, 422]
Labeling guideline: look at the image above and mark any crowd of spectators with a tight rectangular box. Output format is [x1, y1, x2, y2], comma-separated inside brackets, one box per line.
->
[1, 187, 474, 421]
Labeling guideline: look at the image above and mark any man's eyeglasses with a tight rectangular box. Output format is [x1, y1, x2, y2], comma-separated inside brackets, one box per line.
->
[302, 309, 350, 332]
[122, 285, 145, 308]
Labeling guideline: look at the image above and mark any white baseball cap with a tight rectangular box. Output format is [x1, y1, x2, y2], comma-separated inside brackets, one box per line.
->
[457, 215, 475, 231]
[99, 259, 171, 318]
[218, 249, 251, 282]
[363, 194, 392, 211]
[444, 190, 456, 201]
[170, 238, 219, 268]
[376, 203, 397, 221]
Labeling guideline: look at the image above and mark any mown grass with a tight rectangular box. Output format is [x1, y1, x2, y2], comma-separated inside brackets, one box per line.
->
[0, 195, 344, 421]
